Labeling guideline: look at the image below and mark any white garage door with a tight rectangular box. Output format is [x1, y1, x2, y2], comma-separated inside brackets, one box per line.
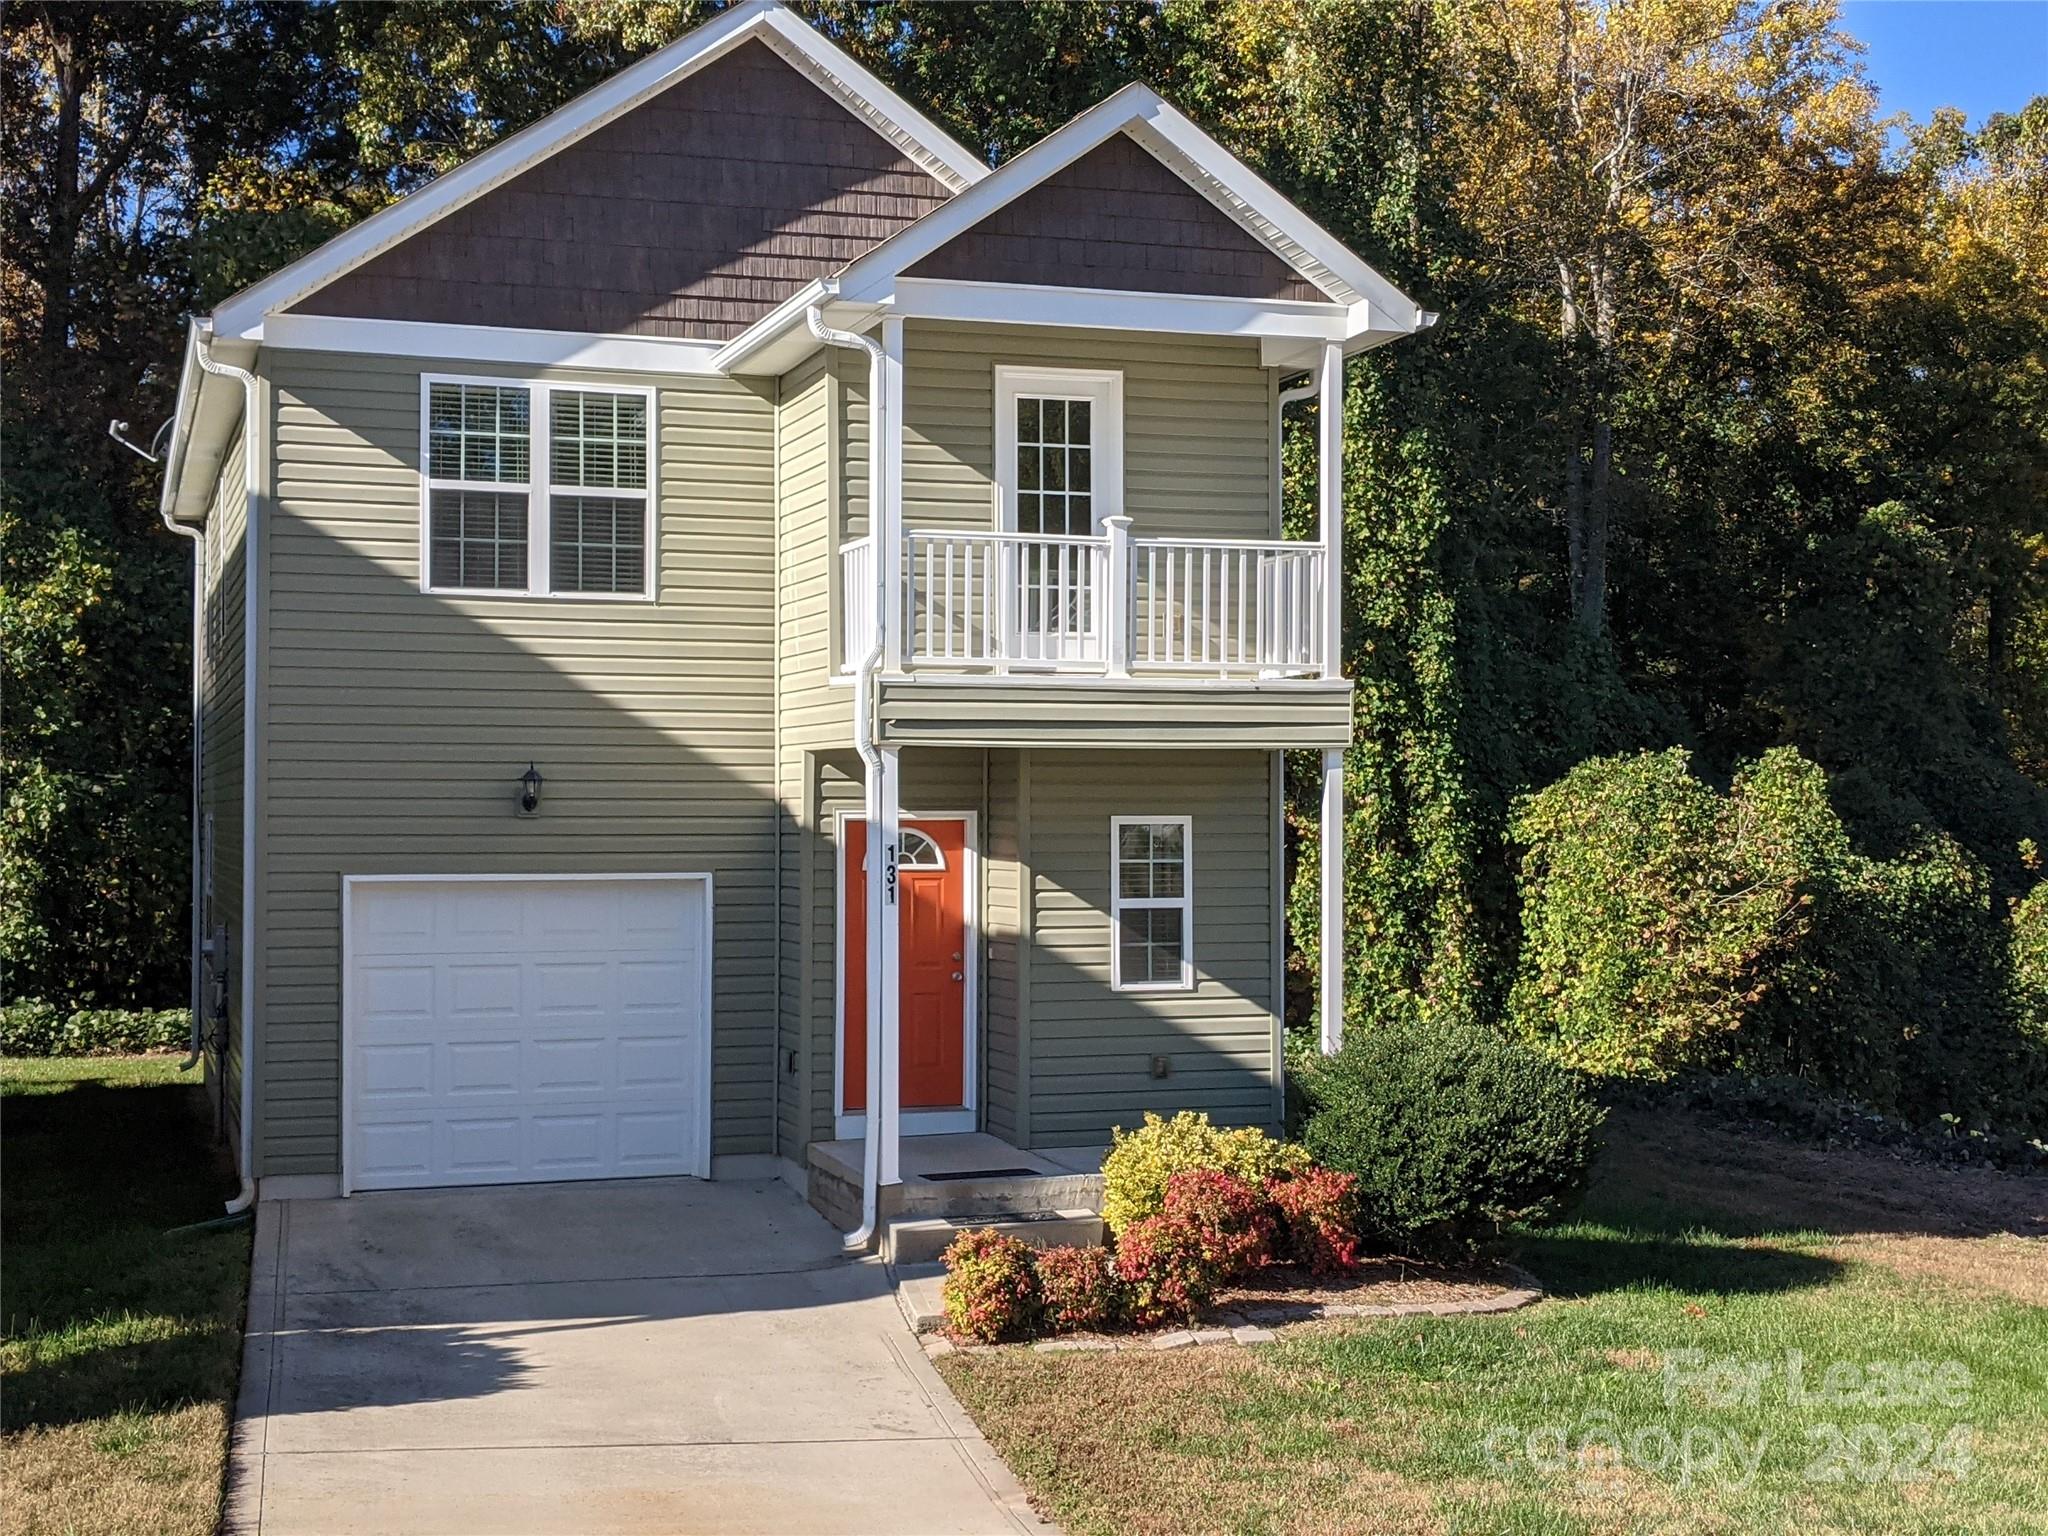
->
[344, 876, 711, 1193]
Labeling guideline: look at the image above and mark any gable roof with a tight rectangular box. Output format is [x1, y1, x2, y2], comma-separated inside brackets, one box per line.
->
[904, 132, 1326, 302]
[831, 83, 1422, 332]
[207, 0, 987, 342]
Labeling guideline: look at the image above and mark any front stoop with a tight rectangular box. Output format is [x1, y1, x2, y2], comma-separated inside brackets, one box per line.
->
[806, 1134, 1106, 1248]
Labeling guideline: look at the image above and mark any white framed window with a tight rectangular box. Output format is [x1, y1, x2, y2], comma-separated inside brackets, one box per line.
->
[1110, 815, 1193, 992]
[420, 374, 656, 600]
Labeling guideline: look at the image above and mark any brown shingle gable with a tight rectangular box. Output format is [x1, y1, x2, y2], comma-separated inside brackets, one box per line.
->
[902, 132, 1323, 302]
[290, 41, 953, 340]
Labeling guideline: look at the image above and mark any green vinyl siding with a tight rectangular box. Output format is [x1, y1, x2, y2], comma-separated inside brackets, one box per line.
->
[1023, 749, 1280, 1147]
[200, 422, 247, 1153]
[259, 349, 778, 1177]
[901, 321, 1277, 541]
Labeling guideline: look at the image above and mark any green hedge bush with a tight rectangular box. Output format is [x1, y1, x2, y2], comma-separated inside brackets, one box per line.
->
[0, 1000, 190, 1056]
[1099, 1111, 1310, 1236]
[1508, 748, 2048, 1135]
[1299, 1018, 1604, 1254]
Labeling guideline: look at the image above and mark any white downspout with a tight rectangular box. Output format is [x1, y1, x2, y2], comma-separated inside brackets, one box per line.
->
[195, 329, 260, 1215]
[145, 446, 207, 1075]
[807, 301, 891, 1253]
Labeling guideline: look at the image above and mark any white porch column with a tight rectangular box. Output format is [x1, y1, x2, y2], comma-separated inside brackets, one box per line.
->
[875, 745, 904, 1185]
[1320, 746, 1346, 1055]
[1102, 514, 1133, 677]
[1317, 340, 1343, 676]
[881, 316, 907, 674]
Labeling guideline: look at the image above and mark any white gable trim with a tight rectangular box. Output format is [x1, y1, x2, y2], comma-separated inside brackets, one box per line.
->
[832, 82, 1423, 334]
[892, 278, 1351, 341]
[208, 0, 987, 342]
[265, 314, 725, 374]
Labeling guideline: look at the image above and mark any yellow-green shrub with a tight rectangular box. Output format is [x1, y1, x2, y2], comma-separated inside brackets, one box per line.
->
[1100, 1110, 1309, 1235]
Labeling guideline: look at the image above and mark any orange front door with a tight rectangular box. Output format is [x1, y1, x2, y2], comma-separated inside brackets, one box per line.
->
[844, 817, 968, 1113]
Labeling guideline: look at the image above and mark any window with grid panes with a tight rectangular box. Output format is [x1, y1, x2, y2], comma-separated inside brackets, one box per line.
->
[421, 378, 654, 598]
[425, 382, 531, 591]
[548, 389, 649, 595]
[1111, 817, 1193, 990]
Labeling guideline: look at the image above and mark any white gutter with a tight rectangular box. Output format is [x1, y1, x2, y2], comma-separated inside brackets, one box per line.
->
[806, 299, 891, 1253]
[194, 326, 260, 1217]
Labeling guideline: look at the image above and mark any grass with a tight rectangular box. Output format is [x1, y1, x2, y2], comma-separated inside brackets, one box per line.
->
[1, 1055, 251, 1536]
[939, 1110, 2048, 1536]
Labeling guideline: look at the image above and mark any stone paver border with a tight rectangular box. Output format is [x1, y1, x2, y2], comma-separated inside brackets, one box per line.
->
[922, 1265, 1544, 1357]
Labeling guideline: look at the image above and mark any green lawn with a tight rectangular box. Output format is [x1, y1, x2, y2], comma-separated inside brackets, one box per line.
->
[940, 1113, 2048, 1536]
[1, 1055, 250, 1536]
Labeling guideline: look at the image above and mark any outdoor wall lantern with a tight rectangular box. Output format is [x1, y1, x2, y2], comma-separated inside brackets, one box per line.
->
[517, 763, 545, 817]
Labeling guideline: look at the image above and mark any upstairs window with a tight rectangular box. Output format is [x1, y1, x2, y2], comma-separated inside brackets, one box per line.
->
[421, 375, 655, 599]
[1111, 816, 1194, 991]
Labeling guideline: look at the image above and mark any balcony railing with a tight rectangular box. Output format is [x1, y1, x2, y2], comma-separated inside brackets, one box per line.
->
[840, 518, 1328, 679]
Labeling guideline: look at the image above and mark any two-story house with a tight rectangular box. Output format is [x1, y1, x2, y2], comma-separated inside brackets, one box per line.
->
[157, 0, 1426, 1244]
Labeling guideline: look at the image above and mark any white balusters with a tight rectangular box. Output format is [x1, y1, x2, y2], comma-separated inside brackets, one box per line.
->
[838, 536, 873, 673]
[873, 526, 1326, 678]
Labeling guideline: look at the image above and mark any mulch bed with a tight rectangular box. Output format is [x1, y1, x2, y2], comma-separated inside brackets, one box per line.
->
[1212, 1255, 1518, 1312]
[926, 1256, 1542, 1357]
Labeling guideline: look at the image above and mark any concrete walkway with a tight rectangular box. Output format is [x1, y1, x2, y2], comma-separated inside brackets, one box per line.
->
[226, 1177, 1050, 1535]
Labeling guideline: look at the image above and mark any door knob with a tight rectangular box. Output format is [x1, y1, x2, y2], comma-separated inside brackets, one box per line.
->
[951, 971, 964, 982]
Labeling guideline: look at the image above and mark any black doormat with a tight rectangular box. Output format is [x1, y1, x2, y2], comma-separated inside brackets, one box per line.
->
[918, 1167, 1043, 1181]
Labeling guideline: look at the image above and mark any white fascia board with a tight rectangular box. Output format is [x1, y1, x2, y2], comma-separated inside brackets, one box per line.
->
[158, 320, 203, 516]
[161, 322, 256, 523]
[263, 314, 724, 374]
[891, 277, 1349, 341]
[209, 0, 987, 341]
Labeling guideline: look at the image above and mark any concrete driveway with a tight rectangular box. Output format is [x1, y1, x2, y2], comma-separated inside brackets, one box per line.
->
[226, 1177, 1048, 1535]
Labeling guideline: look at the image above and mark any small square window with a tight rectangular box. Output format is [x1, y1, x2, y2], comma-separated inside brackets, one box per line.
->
[429, 488, 528, 591]
[550, 495, 647, 595]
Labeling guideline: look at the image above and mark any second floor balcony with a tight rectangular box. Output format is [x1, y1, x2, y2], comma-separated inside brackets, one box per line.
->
[840, 517, 1332, 682]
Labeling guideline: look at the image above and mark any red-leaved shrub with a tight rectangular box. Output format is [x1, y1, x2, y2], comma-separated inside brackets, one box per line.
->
[1113, 1213, 1223, 1324]
[942, 1229, 1043, 1342]
[1161, 1168, 1276, 1278]
[1266, 1167, 1363, 1275]
[1033, 1244, 1123, 1333]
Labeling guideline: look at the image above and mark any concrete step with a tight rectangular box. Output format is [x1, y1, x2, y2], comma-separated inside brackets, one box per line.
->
[893, 1263, 948, 1333]
[881, 1208, 1103, 1266]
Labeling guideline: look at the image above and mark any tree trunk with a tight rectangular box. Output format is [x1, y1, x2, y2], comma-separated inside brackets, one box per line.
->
[1572, 252, 1619, 638]
[40, 11, 89, 357]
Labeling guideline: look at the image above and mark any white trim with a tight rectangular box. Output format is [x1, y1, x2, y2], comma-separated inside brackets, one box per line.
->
[833, 84, 1421, 332]
[339, 871, 716, 1197]
[1109, 814, 1195, 993]
[209, 0, 986, 340]
[898, 278, 1350, 341]
[1320, 749, 1345, 1054]
[265, 314, 724, 373]
[835, 1109, 977, 1139]
[993, 366, 1124, 535]
[833, 810, 979, 1134]
[874, 671, 1351, 693]
[418, 373, 658, 601]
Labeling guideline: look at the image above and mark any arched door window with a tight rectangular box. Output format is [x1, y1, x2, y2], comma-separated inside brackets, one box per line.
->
[860, 827, 947, 871]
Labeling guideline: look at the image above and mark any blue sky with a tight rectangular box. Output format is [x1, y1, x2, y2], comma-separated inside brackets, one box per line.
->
[1837, 1, 2047, 127]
